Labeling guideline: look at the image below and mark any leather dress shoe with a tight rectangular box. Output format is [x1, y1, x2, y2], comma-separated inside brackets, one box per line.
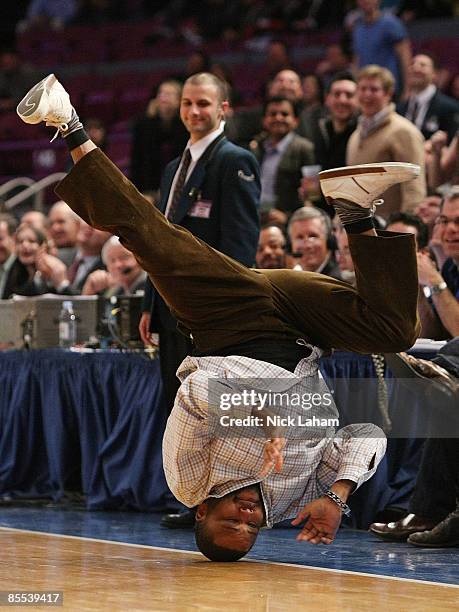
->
[408, 507, 459, 548]
[160, 509, 196, 529]
[369, 513, 436, 541]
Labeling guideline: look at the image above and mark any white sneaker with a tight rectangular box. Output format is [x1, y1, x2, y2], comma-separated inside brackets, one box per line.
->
[319, 163, 420, 208]
[17, 74, 72, 130]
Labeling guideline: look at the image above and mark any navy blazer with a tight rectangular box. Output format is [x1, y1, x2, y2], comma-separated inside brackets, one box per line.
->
[143, 134, 260, 331]
[398, 90, 459, 142]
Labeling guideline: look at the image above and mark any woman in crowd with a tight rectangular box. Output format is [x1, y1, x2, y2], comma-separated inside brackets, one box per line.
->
[13, 223, 68, 296]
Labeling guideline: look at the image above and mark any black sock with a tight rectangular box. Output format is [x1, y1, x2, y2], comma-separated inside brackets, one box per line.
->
[333, 198, 375, 234]
[60, 107, 89, 150]
[344, 217, 375, 234]
[63, 128, 90, 151]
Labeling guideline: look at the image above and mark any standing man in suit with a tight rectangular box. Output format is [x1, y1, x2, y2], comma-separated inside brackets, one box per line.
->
[139, 72, 260, 421]
[399, 54, 459, 143]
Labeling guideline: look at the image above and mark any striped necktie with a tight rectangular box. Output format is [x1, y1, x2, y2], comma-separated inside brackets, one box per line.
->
[168, 148, 192, 221]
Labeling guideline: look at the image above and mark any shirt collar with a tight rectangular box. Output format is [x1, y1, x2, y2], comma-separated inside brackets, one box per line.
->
[358, 103, 394, 138]
[265, 131, 294, 155]
[187, 122, 225, 163]
[75, 251, 99, 263]
[414, 84, 437, 105]
[0, 253, 16, 273]
[315, 253, 332, 274]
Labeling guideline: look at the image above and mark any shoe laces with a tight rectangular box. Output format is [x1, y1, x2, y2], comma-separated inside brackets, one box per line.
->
[48, 124, 68, 142]
[45, 87, 70, 141]
[371, 198, 384, 213]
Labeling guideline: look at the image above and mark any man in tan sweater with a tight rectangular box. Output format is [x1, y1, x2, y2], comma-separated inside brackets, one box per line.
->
[347, 65, 426, 218]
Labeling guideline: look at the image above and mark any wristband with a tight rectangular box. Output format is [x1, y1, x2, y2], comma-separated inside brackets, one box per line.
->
[324, 489, 351, 516]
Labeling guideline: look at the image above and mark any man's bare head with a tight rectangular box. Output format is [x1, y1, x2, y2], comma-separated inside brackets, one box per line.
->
[48, 201, 80, 248]
[195, 485, 265, 561]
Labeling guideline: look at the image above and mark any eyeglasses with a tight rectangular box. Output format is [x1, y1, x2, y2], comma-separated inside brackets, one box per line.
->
[435, 216, 459, 227]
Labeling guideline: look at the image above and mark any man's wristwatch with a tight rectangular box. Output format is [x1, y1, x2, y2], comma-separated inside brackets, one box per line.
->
[430, 281, 448, 295]
[424, 280, 447, 298]
[324, 489, 351, 516]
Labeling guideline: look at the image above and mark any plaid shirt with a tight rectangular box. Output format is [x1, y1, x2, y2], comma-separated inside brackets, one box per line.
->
[163, 347, 386, 528]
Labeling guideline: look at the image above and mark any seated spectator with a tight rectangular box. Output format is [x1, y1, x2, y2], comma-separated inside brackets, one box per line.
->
[414, 193, 442, 239]
[269, 69, 304, 103]
[47, 201, 80, 266]
[0, 213, 28, 299]
[130, 79, 188, 199]
[415, 191, 459, 338]
[20, 210, 48, 235]
[59, 221, 111, 294]
[386, 211, 449, 340]
[370, 339, 459, 548]
[385, 211, 428, 245]
[398, 54, 459, 143]
[425, 130, 459, 190]
[249, 96, 314, 226]
[287, 207, 342, 279]
[347, 64, 426, 218]
[255, 224, 287, 269]
[12, 223, 67, 296]
[371, 434, 459, 547]
[232, 68, 304, 148]
[82, 235, 146, 297]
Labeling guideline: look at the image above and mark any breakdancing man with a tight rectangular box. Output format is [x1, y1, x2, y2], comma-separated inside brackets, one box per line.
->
[18, 75, 421, 561]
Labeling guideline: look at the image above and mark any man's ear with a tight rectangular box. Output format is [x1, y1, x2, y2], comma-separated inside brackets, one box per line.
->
[195, 501, 209, 522]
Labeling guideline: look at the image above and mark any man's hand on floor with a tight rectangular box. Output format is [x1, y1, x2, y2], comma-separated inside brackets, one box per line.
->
[291, 497, 342, 544]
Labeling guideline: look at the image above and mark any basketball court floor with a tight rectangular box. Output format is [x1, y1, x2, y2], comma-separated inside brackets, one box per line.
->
[1, 505, 458, 611]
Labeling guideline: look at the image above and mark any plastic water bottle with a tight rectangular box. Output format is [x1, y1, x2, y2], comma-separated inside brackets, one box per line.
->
[58, 301, 77, 348]
[21, 309, 36, 349]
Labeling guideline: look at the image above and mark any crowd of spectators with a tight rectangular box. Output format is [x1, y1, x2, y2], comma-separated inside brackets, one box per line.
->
[0, 205, 140, 300]
[0, 0, 458, 551]
[1, 1, 458, 345]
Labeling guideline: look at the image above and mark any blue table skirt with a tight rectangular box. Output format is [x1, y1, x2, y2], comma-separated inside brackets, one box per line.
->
[0, 350, 425, 527]
[0, 350, 176, 512]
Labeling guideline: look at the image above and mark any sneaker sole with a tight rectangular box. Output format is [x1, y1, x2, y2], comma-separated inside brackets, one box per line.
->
[17, 73, 56, 124]
[319, 162, 420, 182]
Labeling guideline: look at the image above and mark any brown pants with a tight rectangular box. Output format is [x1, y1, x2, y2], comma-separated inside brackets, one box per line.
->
[56, 149, 420, 355]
